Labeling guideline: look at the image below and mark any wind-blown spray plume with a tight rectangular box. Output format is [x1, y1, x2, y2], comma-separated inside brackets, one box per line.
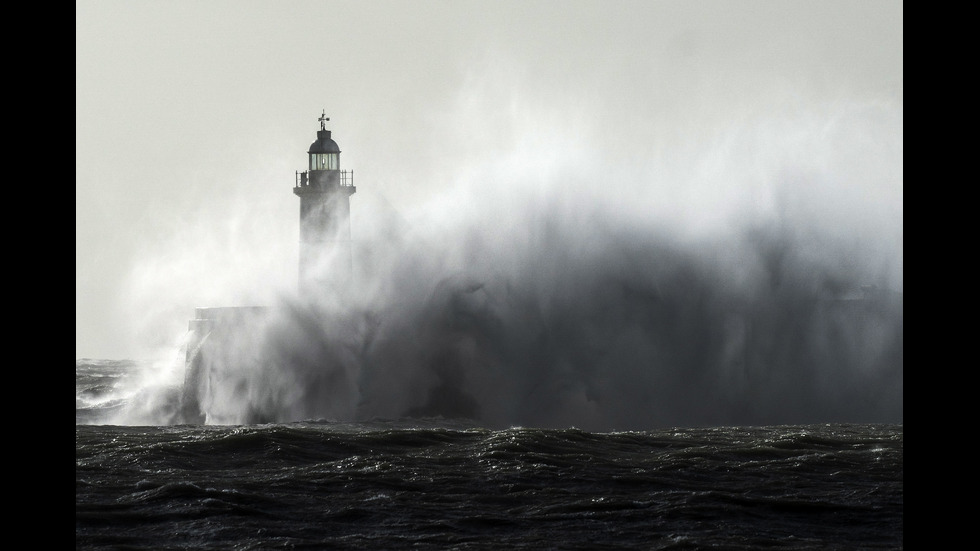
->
[116, 96, 902, 430]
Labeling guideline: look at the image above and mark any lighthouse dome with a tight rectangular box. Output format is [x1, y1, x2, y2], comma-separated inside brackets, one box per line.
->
[309, 130, 340, 154]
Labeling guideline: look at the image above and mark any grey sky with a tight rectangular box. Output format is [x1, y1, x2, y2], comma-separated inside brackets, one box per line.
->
[76, 1, 902, 360]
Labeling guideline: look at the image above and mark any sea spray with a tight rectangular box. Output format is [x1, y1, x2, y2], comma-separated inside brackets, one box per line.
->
[112, 100, 902, 430]
[167, 214, 901, 430]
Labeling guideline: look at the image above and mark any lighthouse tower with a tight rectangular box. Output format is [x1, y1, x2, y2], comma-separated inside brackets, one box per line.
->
[293, 112, 356, 295]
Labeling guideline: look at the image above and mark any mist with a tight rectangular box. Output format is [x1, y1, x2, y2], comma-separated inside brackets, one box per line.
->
[106, 92, 901, 431]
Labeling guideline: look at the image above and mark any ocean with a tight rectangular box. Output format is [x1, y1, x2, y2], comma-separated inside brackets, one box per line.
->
[76, 359, 903, 550]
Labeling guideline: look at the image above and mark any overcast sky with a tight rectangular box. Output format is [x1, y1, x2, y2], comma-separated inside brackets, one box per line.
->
[76, 1, 902, 361]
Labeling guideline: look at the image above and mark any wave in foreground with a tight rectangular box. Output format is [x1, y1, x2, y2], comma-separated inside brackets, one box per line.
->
[76, 420, 903, 550]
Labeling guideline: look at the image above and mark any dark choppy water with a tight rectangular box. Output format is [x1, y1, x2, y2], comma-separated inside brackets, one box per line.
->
[77, 360, 902, 550]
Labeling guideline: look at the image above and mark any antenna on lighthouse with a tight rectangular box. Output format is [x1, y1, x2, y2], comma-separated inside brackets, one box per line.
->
[319, 110, 329, 130]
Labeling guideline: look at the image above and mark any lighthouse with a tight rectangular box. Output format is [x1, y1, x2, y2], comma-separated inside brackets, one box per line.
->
[293, 111, 356, 296]
[180, 113, 358, 423]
